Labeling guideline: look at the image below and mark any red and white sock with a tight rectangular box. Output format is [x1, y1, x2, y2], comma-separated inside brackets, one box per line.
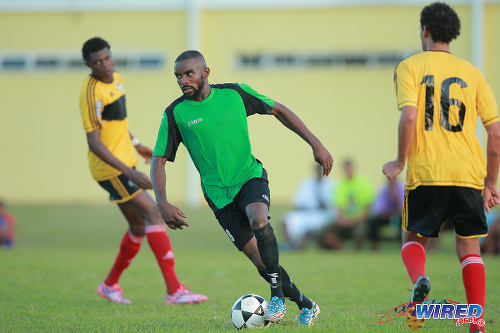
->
[104, 230, 143, 286]
[146, 224, 181, 294]
[401, 241, 426, 284]
[460, 254, 485, 333]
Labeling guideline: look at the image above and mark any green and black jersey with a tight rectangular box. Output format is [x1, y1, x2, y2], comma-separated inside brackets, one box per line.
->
[153, 83, 274, 210]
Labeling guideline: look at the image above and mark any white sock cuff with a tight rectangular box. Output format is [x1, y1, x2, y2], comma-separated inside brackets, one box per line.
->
[127, 230, 144, 244]
[402, 241, 425, 252]
[146, 224, 166, 234]
[460, 255, 484, 269]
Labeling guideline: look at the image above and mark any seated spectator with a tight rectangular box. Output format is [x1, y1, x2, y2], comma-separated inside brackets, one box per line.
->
[368, 178, 405, 250]
[319, 159, 374, 250]
[0, 200, 15, 248]
[480, 210, 500, 255]
[281, 164, 335, 250]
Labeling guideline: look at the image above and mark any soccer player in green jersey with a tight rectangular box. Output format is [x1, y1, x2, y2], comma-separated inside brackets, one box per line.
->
[151, 50, 333, 327]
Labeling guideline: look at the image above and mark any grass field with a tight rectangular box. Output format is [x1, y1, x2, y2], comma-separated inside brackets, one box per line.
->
[1, 204, 499, 332]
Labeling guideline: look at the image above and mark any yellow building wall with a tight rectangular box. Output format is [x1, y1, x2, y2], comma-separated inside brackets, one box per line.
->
[0, 4, 498, 204]
[0, 11, 190, 203]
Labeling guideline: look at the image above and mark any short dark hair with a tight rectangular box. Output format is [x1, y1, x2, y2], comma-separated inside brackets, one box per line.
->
[82, 37, 110, 62]
[420, 2, 460, 43]
[175, 50, 206, 65]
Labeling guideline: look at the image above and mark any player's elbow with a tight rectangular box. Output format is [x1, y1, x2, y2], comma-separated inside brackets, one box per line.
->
[487, 124, 500, 148]
[402, 106, 418, 123]
[271, 101, 286, 117]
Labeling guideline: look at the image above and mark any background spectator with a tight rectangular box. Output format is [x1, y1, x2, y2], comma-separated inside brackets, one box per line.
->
[0, 200, 15, 248]
[368, 178, 404, 250]
[281, 164, 335, 250]
[319, 160, 374, 250]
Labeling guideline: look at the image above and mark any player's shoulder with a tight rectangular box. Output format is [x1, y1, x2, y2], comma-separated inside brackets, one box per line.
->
[80, 74, 101, 100]
[113, 71, 123, 81]
[449, 54, 482, 76]
[395, 52, 425, 71]
[211, 83, 240, 91]
[164, 95, 187, 115]
[81, 74, 98, 88]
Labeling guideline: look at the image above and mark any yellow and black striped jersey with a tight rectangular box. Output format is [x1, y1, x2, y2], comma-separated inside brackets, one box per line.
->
[79, 72, 137, 181]
[395, 51, 498, 190]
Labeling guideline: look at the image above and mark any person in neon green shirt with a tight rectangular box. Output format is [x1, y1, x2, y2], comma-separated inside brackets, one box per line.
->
[319, 159, 374, 250]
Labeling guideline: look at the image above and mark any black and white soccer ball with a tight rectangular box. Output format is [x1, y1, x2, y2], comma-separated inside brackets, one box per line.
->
[231, 294, 269, 329]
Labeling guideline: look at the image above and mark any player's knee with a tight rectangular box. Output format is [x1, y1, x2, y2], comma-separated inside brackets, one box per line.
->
[142, 202, 162, 224]
[129, 223, 146, 237]
[249, 215, 268, 230]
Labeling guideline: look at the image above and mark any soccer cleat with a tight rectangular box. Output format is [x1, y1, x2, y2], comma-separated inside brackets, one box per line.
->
[406, 275, 431, 330]
[97, 282, 131, 304]
[297, 302, 320, 327]
[164, 285, 208, 305]
[264, 296, 286, 323]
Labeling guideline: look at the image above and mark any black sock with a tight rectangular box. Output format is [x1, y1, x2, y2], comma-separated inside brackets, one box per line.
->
[253, 223, 284, 298]
[258, 267, 313, 309]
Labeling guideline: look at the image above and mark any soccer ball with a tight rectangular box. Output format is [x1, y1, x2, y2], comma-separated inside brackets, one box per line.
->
[231, 294, 269, 329]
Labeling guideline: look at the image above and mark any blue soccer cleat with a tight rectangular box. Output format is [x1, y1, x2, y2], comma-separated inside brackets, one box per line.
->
[297, 302, 320, 327]
[265, 296, 286, 323]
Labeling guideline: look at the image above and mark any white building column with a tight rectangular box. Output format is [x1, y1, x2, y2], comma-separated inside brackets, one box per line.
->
[471, 0, 485, 144]
[186, 0, 202, 207]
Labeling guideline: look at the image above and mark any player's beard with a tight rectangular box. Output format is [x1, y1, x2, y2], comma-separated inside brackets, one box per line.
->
[184, 77, 205, 100]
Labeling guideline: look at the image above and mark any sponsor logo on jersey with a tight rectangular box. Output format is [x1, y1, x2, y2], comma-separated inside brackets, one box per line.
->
[262, 194, 269, 202]
[96, 100, 102, 119]
[187, 118, 203, 127]
[116, 81, 124, 91]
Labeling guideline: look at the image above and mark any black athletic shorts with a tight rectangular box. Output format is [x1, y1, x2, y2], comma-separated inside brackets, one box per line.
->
[403, 186, 487, 238]
[98, 172, 142, 203]
[207, 169, 270, 251]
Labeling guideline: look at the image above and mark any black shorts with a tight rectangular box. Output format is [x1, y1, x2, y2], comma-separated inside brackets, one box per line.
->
[209, 170, 271, 251]
[98, 173, 142, 203]
[403, 186, 487, 238]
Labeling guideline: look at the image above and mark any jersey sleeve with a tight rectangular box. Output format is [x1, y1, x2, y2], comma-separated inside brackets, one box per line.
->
[234, 83, 274, 116]
[80, 78, 102, 132]
[394, 60, 418, 110]
[153, 106, 183, 161]
[477, 74, 499, 127]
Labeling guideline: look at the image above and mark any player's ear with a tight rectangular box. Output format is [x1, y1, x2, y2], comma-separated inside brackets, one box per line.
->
[203, 67, 210, 78]
[422, 25, 431, 38]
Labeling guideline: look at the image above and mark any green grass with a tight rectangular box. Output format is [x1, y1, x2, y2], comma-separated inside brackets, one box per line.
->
[1, 204, 499, 332]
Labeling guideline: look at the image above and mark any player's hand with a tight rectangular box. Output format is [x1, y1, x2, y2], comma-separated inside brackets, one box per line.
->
[483, 183, 500, 213]
[136, 144, 153, 164]
[158, 202, 189, 230]
[383, 160, 404, 181]
[312, 145, 333, 176]
[126, 168, 153, 189]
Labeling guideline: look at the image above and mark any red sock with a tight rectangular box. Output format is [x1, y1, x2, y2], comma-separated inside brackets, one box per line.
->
[146, 225, 181, 294]
[401, 241, 426, 284]
[104, 230, 143, 286]
[460, 254, 485, 333]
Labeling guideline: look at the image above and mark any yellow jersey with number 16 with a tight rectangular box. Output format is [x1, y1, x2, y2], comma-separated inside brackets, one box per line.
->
[395, 51, 498, 190]
[79, 72, 137, 181]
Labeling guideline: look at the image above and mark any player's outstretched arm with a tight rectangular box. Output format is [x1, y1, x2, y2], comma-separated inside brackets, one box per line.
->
[484, 122, 500, 212]
[129, 132, 153, 164]
[383, 106, 417, 180]
[270, 101, 333, 176]
[86, 129, 152, 189]
[150, 156, 189, 230]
